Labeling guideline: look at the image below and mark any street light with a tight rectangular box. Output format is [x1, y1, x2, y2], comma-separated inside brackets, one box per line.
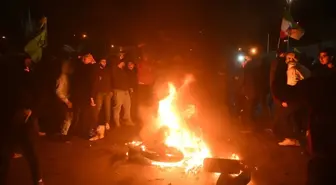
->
[250, 47, 257, 55]
[237, 54, 245, 62]
[111, 44, 114, 48]
[286, 0, 293, 5]
[82, 34, 87, 38]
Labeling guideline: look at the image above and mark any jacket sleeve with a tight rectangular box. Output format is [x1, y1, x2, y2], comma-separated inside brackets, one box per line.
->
[56, 74, 69, 104]
[90, 69, 97, 98]
[298, 64, 312, 79]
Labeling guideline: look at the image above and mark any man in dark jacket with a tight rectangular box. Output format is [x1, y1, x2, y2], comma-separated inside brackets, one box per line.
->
[273, 53, 336, 184]
[291, 74, 336, 185]
[241, 56, 262, 130]
[127, 61, 139, 123]
[71, 54, 95, 138]
[112, 59, 134, 127]
[89, 59, 113, 141]
[1, 57, 43, 185]
[311, 48, 336, 77]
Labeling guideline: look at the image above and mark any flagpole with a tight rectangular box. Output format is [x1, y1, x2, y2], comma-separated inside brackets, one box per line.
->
[277, 37, 281, 49]
[267, 33, 270, 53]
[287, 0, 292, 51]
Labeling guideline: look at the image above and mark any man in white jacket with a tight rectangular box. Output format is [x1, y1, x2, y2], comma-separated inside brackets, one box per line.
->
[56, 61, 73, 137]
[278, 52, 311, 146]
[286, 52, 311, 86]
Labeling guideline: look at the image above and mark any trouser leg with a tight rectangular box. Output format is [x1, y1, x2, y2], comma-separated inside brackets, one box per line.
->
[123, 91, 133, 125]
[112, 90, 123, 127]
[0, 140, 11, 185]
[20, 118, 42, 185]
[92, 93, 104, 128]
[103, 92, 113, 124]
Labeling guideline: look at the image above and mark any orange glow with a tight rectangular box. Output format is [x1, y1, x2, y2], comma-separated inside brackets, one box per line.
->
[250, 47, 257, 55]
[141, 76, 240, 174]
[150, 81, 210, 173]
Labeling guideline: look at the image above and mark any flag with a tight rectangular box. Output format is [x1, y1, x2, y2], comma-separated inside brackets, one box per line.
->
[293, 47, 301, 54]
[280, 11, 304, 40]
[24, 9, 35, 38]
[24, 17, 48, 63]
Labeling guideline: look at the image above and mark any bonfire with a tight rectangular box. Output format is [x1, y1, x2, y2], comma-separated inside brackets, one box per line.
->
[126, 76, 240, 175]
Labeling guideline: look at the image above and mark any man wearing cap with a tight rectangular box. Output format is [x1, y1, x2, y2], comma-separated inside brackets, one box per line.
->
[71, 54, 95, 137]
[111, 53, 134, 127]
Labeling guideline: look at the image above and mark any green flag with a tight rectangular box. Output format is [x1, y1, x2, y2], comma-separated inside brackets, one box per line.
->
[24, 17, 48, 63]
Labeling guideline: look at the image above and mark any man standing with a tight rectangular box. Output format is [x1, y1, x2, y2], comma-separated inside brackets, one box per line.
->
[72, 54, 94, 138]
[312, 49, 336, 77]
[278, 52, 311, 146]
[1, 57, 43, 185]
[127, 61, 139, 122]
[89, 59, 113, 141]
[285, 68, 336, 184]
[241, 55, 259, 131]
[56, 60, 73, 139]
[137, 55, 155, 106]
[112, 58, 134, 127]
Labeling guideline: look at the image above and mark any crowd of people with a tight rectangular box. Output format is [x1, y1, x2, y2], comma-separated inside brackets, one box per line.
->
[2, 44, 336, 184]
[229, 47, 336, 184]
[2, 50, 155, 185]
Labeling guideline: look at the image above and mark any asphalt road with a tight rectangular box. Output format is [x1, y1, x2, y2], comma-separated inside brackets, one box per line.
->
[7, 118, 308, 185]
[7, 75, 308, 185]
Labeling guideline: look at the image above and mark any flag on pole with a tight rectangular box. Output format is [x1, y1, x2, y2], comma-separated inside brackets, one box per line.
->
[280, 11, 304, 40]
[24, 16, 48, 63]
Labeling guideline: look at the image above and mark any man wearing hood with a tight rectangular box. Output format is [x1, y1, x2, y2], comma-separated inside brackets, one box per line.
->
[111, 53, 134, 127]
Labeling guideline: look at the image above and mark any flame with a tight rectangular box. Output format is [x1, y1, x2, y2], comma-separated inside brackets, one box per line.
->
[132, 76, 240, 175]
[149, 80, 210, 173]
[146, 80, 211, 172]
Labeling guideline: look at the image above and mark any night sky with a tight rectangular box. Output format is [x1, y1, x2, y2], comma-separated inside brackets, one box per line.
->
[1, 0, 335, 52]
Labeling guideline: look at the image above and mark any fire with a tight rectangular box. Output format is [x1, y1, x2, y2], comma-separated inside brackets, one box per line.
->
[151, 81, 211, 173]
[130, 76, 240, 175]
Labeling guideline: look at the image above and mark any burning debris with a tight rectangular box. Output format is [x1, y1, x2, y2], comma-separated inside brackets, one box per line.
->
[125, 77, 252, 184]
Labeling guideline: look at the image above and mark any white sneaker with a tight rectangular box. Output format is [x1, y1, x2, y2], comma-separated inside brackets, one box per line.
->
[278, 138, 300, 146]
[105, 123, 110, 130]
[38, 179, 44, 185]
[89, 125, 105, 141]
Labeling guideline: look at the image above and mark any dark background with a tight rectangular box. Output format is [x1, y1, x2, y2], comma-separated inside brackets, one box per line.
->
[1, 0, 335, 55]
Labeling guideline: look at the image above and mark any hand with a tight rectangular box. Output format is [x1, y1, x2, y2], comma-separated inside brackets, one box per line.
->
[23, 109, 32, 123]
[23, 109, 32, 116]
[66, 101, 72, 109]
[90, 98, 96, 107]
[282, 102, 288, 108]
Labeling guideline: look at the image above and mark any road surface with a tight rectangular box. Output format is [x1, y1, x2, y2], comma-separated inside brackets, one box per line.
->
[8, 121, 307, 185]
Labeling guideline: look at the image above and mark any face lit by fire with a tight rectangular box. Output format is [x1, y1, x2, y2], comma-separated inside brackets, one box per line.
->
[128, 62, 135, 70]
[319, 52, 330, 65]
[100, 59, 107, 68]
